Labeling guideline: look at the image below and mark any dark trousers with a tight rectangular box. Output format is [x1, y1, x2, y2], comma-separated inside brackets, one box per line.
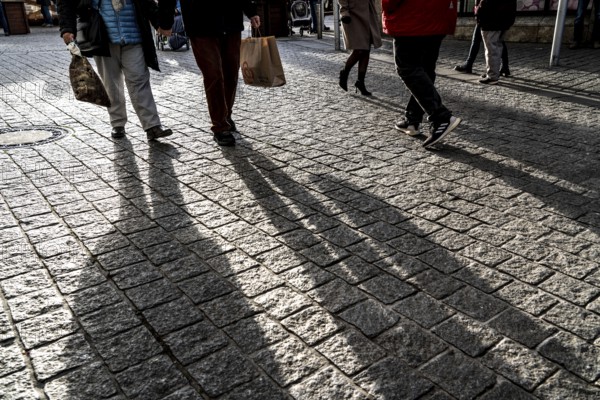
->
[466, 25, 509, 70]
[393, 35, 451, 124]
[190, 34, 241, 134]
[574, 0, 600, 42]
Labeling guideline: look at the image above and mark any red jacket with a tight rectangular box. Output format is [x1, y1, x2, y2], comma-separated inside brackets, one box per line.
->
[382, 0, 458, 37]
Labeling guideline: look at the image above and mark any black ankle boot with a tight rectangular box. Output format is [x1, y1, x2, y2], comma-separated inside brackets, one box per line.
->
[339, 69, 349, 91]
[354, 80, 371, 96]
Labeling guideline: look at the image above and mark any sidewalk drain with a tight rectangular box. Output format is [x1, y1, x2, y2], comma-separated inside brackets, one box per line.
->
[0, 126, 68, 149]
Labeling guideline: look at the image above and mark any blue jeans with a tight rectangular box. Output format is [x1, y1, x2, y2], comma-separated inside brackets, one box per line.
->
[394, 35, 452, 124]
[309, 0, 320, 32]
[574, 0, 600, 42]
[40, 4, 53, 25]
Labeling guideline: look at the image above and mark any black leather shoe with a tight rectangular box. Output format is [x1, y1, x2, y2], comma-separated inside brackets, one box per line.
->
[213, 131, 236, 146]
[111, 126, 126, 138]
[500, 67, 511, 77]
[454, 63, 472, 74]
[354, 80, 372, 96]
[146, 125, 173, 141]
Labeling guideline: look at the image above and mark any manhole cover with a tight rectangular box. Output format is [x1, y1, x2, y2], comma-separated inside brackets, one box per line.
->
[0, 126, 69, 149]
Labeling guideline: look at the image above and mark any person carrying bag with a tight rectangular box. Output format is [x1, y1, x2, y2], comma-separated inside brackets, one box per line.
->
[240, 28, 286, 88]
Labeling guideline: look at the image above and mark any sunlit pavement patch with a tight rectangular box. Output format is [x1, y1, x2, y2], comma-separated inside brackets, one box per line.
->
[0, 126, 69, 149]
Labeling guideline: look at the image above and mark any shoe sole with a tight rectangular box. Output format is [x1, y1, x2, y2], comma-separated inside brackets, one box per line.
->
[395, 125, 420, 136]
[479, 80, 499, 85]
[424, 117, 461, 148]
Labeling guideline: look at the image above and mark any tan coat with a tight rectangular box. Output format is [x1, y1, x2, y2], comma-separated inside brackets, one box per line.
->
[338, 0, 383, 50]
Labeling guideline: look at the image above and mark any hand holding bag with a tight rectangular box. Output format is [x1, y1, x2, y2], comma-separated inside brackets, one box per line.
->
[240, 30, 286, 87]
[68, 42, 111, 107]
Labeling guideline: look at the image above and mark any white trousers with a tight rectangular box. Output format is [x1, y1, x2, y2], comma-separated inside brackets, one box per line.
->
[482, 30, 506, 81]
[94, 44, 161, 130]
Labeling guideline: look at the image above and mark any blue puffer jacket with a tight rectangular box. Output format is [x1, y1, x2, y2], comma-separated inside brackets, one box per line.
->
[94, 0, 142, 45]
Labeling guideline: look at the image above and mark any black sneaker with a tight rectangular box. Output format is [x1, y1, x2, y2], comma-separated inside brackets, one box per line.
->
[213, 131, 236, 146]
[454, 63, 472, 74]
[500, 67, 511, 77]
[111, 126, 126, 138]
[146, 125, 173, 141]
[394, 117, 420, 136]
[423, 116, 461, 148]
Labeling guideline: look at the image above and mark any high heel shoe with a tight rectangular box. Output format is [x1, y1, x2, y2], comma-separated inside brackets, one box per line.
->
[339, 69, 349, 91]
[354, 80, 371, 96]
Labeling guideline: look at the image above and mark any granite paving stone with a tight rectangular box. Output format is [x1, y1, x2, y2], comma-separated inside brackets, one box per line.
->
[443, 286, 508, 322]
[95, 326, 163, 372]
[199, 291, 261, 327]
[0, 370, 40, 400]
[539, 331, 600, 382]
[0, 340, 26, 377]
[2, 28, 600, 399]
[375, 319, 447, 368]
[79, 302, 141, 340]
[163, 320, 228, 365]
[534, 370, 600, 400]
[279, 262, 335, 292]
[253, 337, 326, 387]
[220, 376, 288, 400]
[188, 346, 259, 397]
[494, 281, 559, 316]
[124, 278, 181, 310]
[488, 308, 557, 348]
[178, 272, 236, 304]
[307, 278, 367, 313]
[432, 314, 502, 357]
[115, 355, 187, 400]
[353, 358, 433, 399]
[339, 299, 399, 338]
[254, 286, 312, 319]
[358, 274, 416, 304]
[289, 367, 369, 400]
[282, 306, 344, 345]
[482, 339, 556, 391]
[542, 301, 600, 341]
[142, 297, 204, 336]
[420, 351, 495, 400]
[16, 308, 78, 349]
[223, 313, 289, 354]
[29, 334, 96, 381]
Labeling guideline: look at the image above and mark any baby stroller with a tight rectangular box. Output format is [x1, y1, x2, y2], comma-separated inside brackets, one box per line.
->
[155, 12, 190, 51]
[289, 0, 311, 36]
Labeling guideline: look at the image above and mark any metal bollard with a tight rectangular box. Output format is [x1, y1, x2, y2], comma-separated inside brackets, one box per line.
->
[316, 1, 322, 39]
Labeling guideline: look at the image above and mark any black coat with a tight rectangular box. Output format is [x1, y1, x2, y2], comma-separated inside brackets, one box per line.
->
[57, 0, 175, 71]
[475, 0, 516, 31]
[179, 0, 257, 37]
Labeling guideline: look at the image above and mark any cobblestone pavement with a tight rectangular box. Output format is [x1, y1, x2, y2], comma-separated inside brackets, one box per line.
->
[1, 26, 599, 400]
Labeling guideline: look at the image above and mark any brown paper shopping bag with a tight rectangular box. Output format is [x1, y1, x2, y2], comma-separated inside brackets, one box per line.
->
[240, 36, 286, 87]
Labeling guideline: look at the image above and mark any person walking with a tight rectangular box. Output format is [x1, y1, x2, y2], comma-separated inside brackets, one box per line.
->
[178, 1, 260, 147]
[39, 0, 54, 26]
[0, 0, 9, 36]
[57, 0, 175, 141]
[383, 0, 461, 148]
[454, 24, 510, 77]
[476, 0, 516, 85]
[570, 0, 600, 49]
[337, 0, 382, 96]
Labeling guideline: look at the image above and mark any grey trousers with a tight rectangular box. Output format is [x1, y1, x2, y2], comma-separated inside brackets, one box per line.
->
[481, 30, 506, 80]
[94, 44, 161, 130]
